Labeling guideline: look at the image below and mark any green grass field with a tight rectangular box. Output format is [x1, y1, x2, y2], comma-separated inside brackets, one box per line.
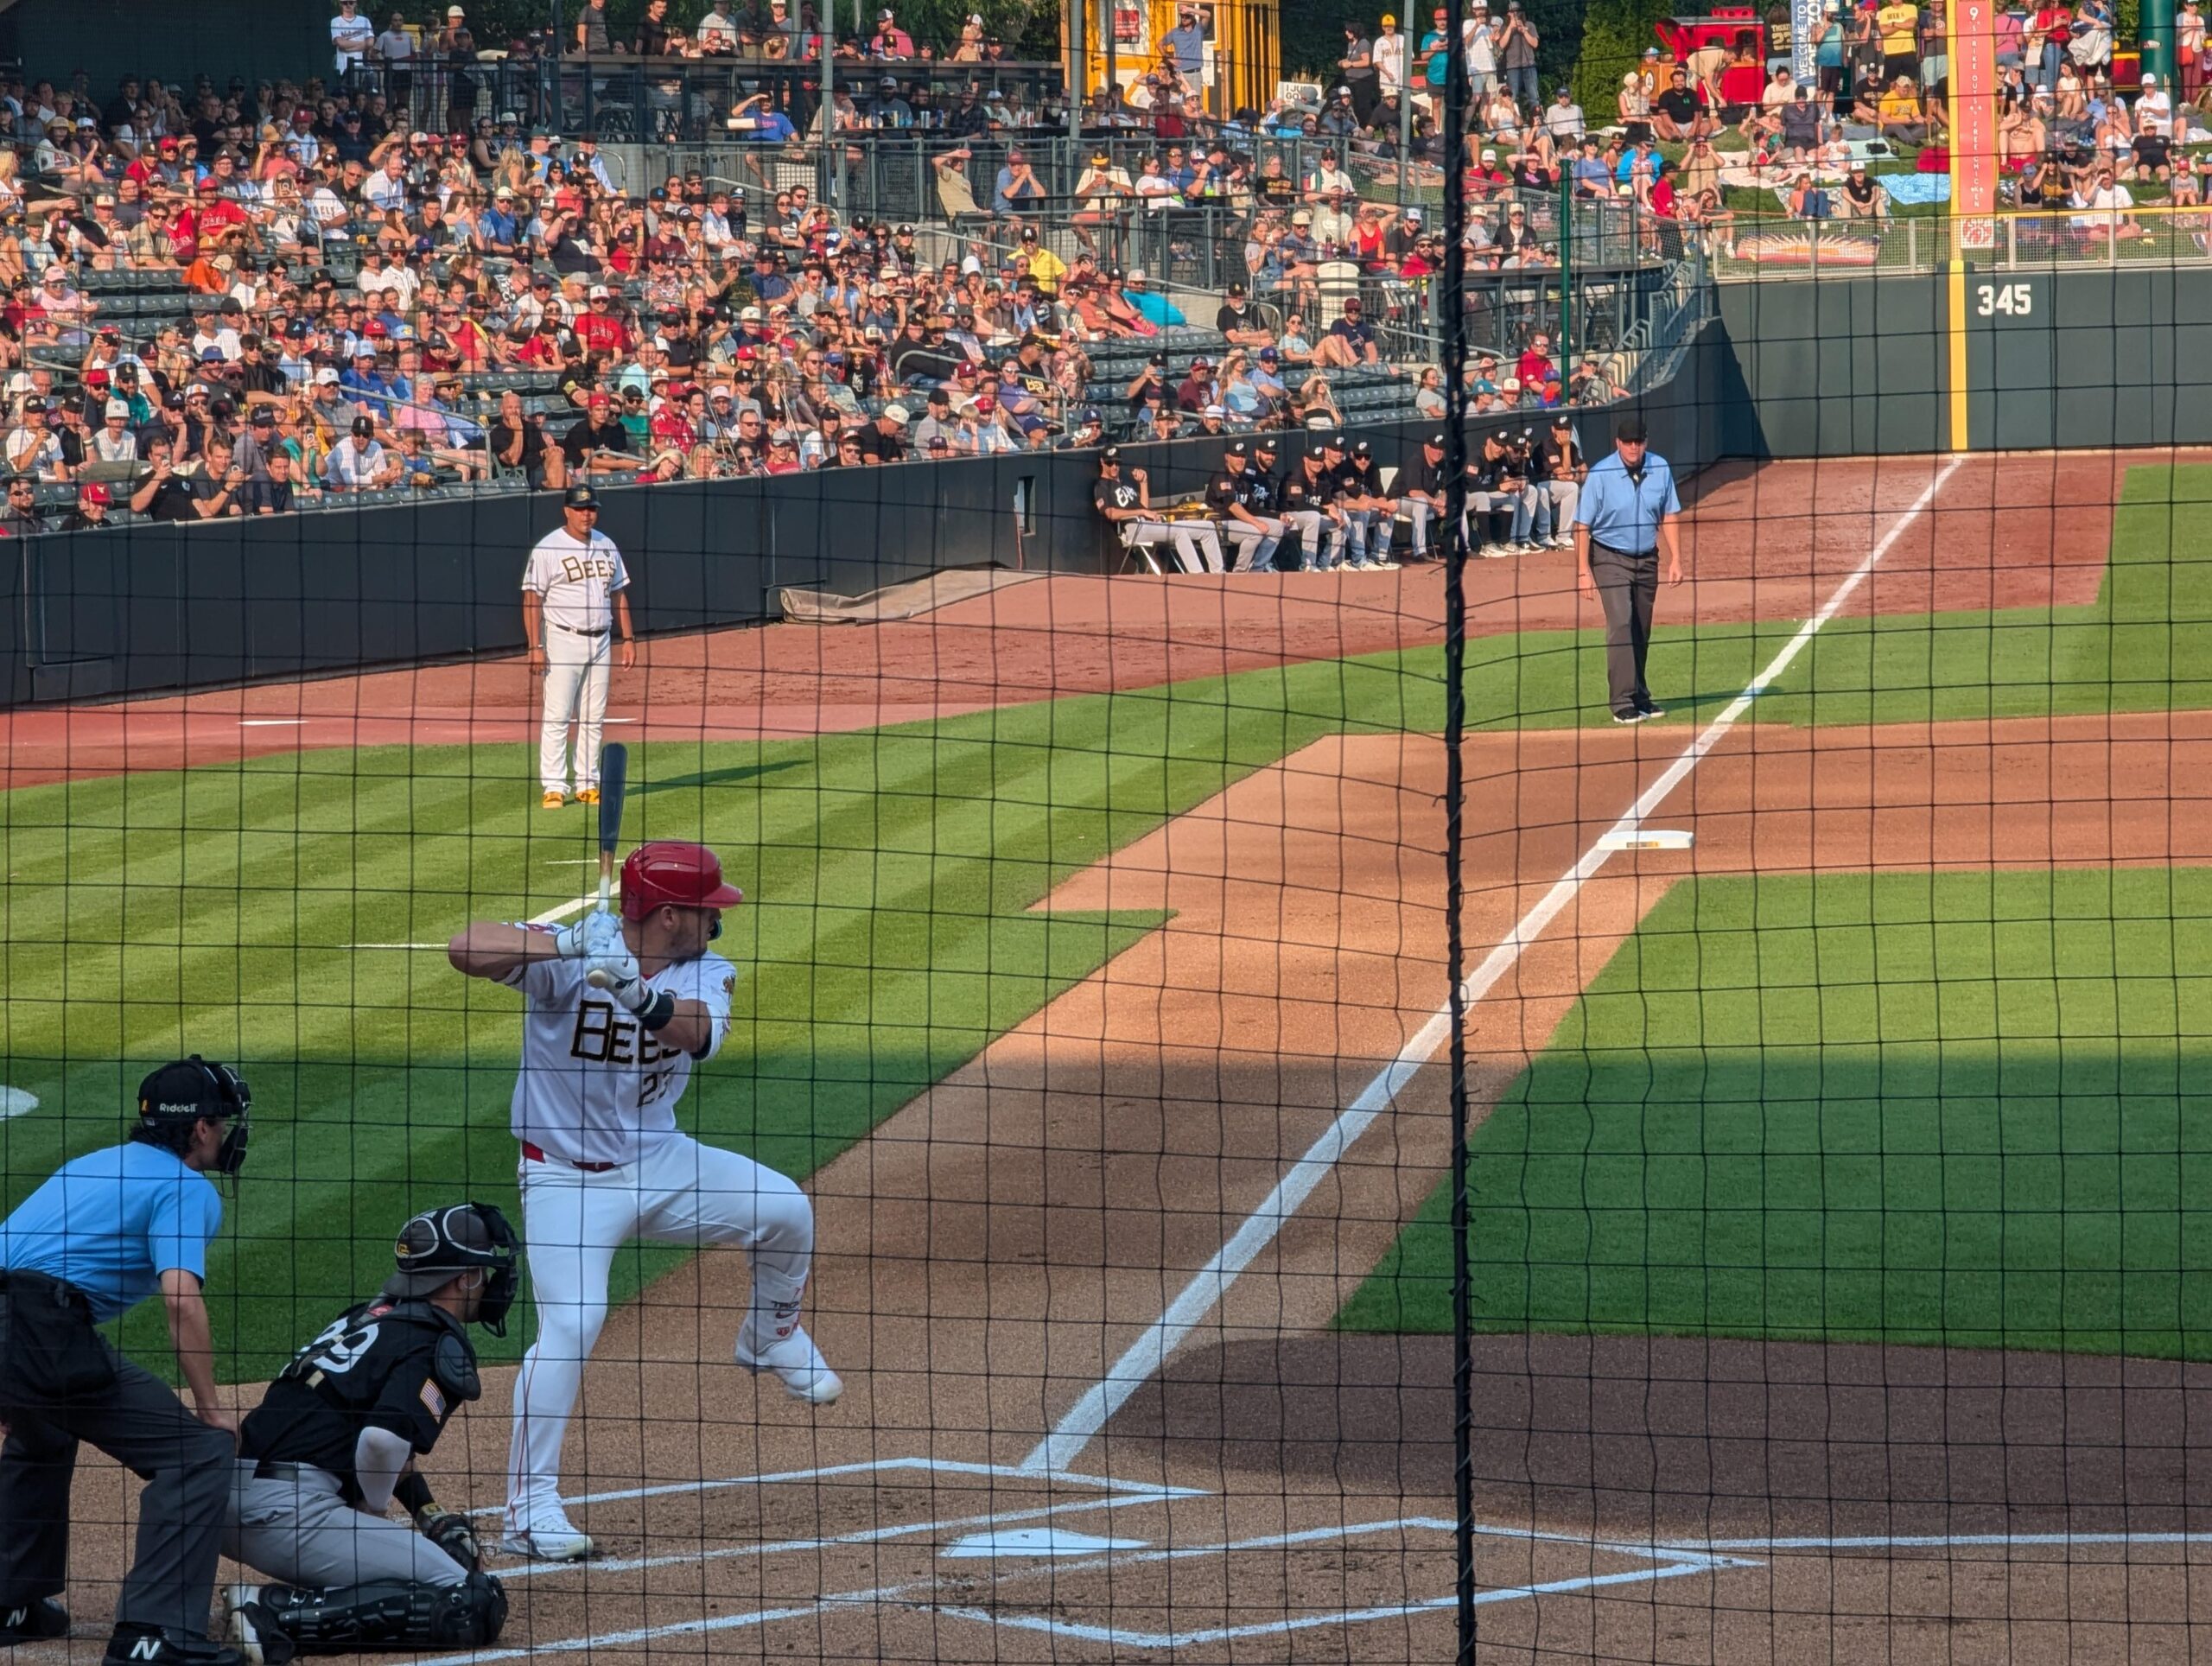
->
[7, 461, 2203, 1376]
[1338, 868, 2212, 1359]
[3, 654, 1449, 1379]
[1339, 465, 2212, 1359]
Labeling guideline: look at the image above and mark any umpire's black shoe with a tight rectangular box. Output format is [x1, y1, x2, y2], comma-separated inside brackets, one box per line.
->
[99, 1624, 248, 1666]
[0, 1597, 69, 1643]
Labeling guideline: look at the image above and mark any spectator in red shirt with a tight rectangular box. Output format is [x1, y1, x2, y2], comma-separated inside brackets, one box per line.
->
[575, 284, 631, 356]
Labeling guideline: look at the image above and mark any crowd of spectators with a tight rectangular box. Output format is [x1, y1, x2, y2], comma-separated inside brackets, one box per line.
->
[0, 0, 1680, 534]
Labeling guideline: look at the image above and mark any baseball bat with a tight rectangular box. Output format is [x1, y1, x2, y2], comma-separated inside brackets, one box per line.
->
[584, 742, 630, 989]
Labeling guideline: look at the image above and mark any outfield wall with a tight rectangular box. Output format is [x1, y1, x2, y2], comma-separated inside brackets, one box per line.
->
[0, 358, 1734, 710]
[4, 263, 2207, 711]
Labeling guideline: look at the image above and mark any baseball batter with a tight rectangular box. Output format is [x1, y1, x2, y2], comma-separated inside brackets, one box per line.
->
[446, 840, 838, 1564]
[524, 485, 635, 811]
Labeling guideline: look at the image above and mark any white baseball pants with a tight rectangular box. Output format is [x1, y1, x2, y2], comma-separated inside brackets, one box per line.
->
[1124, 520, 1225, 574]
[538, 626, 611, 797]
[505, 1134, 816, 1529]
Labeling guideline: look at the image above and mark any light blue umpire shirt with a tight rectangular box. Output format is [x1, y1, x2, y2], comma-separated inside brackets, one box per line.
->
[0, 1140, 223, 1322]
[1575, 448, 1681, 556]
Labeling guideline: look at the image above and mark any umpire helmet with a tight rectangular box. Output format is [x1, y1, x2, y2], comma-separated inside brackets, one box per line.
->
[134, 1055, 251, 1175]
[620, 841, 744, 926]
[386, 1203, 522, 1335]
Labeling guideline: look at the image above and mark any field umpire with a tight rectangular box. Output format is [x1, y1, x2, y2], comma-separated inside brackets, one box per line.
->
[219, 1205, 517, 1662]
[0, 1057, 252, 1666]
[1573, 416, 1684, 724]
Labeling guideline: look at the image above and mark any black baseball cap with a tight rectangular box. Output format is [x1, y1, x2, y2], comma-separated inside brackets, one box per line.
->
[1228, 440, 1249, 456]
[1616, 416, 1649, 443]
[563, 484, 601, 509]
[1425, 431, 1446, 447]
[1253, 435, 1278, 450]
[350, 415, 376, 437]
[1352, 440, 1372, 458]
[1323, 431, 1346, 451]
[1102, 445, 1122, 461]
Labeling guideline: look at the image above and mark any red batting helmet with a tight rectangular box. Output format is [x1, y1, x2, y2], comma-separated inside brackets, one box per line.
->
[620, 841, 745, 921]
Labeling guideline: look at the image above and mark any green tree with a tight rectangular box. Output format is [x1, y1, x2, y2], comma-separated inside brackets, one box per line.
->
[1572, 0, 1673, 111]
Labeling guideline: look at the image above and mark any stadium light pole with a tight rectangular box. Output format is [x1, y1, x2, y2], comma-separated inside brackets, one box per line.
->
[1439, 0, 1476, 1653]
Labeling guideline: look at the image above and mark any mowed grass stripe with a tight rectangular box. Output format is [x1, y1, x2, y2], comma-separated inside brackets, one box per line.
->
[1338, 868, 2212, 1360]
[1, 660, 1435, 1379]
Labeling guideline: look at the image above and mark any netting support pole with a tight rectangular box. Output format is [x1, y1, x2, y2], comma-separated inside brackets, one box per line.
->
[1438, 0, 1477, 1658]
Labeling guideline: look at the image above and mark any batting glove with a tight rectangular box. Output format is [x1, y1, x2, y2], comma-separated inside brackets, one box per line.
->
[586, 947, 651, 1011]
[552, 909, 625, 960]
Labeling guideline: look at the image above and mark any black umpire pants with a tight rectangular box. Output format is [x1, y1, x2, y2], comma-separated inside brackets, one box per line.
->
[0, 1277, 235, 1634]
[1590, 541, 1659, 715]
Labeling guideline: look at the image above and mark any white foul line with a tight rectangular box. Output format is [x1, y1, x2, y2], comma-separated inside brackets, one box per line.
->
[1020, 455, 1964, 1476]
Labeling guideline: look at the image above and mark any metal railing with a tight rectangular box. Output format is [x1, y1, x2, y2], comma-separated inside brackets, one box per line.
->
[367, 54, 1069, 147]
[1709, 203, 2212, 278]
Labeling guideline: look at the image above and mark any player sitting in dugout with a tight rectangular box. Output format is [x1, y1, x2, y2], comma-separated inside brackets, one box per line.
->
[217, 1205, 519, 1663]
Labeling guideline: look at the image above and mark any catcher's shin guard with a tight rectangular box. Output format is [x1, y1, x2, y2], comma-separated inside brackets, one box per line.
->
[256, 1573, 506, 1652]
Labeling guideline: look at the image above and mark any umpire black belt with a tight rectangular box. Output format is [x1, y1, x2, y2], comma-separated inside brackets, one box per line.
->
[0, 1267, 94, 1315]
[1591, 539, 1657, 558]
[547, 621, 609, 637]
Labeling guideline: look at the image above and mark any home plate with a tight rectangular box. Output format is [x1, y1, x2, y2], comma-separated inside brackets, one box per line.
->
[1599, 829, 1694, 851]
[941, 1528, 1149, 1560]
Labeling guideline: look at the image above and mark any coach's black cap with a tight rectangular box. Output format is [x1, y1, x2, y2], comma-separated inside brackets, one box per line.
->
[1352, 439, 1372, 458]
[1228, 440, 1249, 456]
[1425, 431, 1446, 448]
[1616, 416, 1649, 443]
[1323, 431, 1346, 451]
[563, 485, 601, 510]
[1253, 434, 1279, 449]
[1102, 445, 1122, 462]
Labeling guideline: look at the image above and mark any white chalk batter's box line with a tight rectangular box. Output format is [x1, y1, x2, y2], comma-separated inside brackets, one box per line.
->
[432, 1455, 1769, 1663]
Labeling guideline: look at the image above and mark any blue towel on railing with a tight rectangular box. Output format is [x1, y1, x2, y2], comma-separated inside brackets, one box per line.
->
[1881, 174, 1952, 207]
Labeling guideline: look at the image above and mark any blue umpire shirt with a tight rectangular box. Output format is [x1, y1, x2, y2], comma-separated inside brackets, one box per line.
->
[1575, 448, 1681, 556]
[0, 1140, 223, 1323]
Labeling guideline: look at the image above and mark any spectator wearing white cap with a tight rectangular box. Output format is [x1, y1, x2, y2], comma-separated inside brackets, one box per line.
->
[91, 397, 139, 463]
[1465, 2, 1499, 98]
[872, 8, 917, 57]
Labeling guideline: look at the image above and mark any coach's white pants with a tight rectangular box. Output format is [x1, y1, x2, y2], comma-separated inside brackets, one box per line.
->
[1125, 519, 1225, 574]
[539, 626, 611, 797]
[505, 1134, 816, 1529]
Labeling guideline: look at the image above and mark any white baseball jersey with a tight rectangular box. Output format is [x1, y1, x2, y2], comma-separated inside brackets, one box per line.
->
[523, 527, 628, 635]
[500, 942, 736, 1167]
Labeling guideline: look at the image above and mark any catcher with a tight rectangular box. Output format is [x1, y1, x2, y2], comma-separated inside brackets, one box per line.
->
[218, 1205, 518, 1663]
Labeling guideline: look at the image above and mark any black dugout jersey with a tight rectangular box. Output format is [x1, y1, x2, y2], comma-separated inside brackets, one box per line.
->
[1203, 470, 1243, 515]
[1095, 477, 1141, 514]
[1403, 453, 1447, 497]
[240, 1298, 481, 1504]
[1278, 464, 1335, 512]
[1236, 470, 1278, 513]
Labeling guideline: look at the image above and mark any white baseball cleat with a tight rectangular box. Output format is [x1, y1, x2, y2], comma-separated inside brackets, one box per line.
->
[499, 1522, 595, 1562]
[736, 1321, 843, 1405]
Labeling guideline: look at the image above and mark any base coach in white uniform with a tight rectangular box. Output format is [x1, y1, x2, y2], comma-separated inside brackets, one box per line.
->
[1573, 416, 1684, 725]
[447, 841, 838, 1564]
[524, 486, 636, 811]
